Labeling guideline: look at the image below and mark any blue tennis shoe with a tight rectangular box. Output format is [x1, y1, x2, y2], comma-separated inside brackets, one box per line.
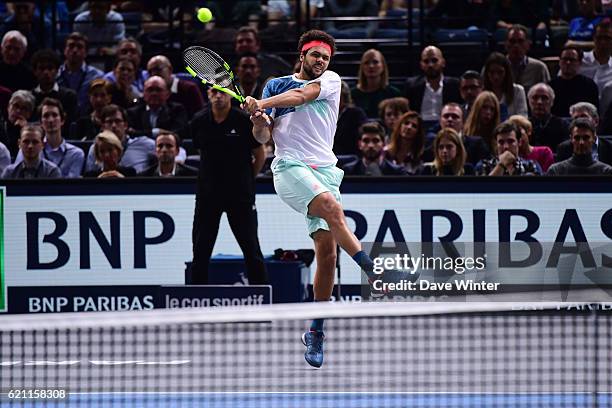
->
[301, 330, 325, 368]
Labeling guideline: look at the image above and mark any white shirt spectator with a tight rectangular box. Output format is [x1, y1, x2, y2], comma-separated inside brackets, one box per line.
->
[580, 51, 612, 96]
[421, 78, 444, 122]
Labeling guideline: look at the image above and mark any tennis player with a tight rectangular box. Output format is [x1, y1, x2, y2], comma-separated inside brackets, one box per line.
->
[244, 30, 382, 368]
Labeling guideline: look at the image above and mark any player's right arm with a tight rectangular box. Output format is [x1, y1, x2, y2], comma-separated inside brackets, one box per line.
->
[250, 110, 272, 144]
[244, 82, 321, 113]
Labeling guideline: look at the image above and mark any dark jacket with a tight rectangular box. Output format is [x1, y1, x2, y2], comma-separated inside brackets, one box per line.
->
[555, 137, 612, 166]
[127, 101, 188, 139]
[529, 114, 569, 152]
[405, 76, 462, 115]
[343, 158, 406, 175]
[33, 85, 79, 127]
[139, 162, 198, 177]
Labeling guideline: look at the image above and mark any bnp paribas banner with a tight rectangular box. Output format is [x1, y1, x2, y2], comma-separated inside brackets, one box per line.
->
[1, 178, 612, 312]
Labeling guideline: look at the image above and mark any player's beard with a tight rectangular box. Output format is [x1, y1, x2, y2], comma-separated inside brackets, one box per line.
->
[302, 60, 324, 80]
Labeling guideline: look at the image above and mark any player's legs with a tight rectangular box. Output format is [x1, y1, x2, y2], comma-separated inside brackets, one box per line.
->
[301, 229, 335, 368]
[308, 192, 361, 256]
[312, 229, 337, 301]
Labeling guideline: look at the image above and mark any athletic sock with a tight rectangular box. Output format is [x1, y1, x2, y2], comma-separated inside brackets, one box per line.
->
[310, 299, 328, 333]
[352, 250, 376, 280]
[310, 318, 324, 333]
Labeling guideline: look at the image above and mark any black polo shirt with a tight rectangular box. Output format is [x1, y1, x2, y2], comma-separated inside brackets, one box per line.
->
[190, 107, 260, 202]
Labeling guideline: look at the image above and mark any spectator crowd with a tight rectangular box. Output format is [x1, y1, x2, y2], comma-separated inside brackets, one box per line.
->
[0, 0, 611, 179]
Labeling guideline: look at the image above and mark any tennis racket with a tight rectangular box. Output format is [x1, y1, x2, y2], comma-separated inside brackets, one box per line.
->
[183, 45, 246, 102]
[183, 45, 270, 124]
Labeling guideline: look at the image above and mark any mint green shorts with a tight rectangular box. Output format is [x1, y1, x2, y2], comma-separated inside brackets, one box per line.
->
[272, 158, 344, 237]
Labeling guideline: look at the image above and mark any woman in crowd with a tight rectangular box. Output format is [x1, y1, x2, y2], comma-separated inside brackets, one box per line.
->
[109, 57, 141, 109]
[508, 114, 554, 172]
[463, 91, 501, 151]
[351, 49, 401, 117]
[84, 130, 136, 178]
[385, 111, 430, 174]
[71, 79, 113, 140]
[420, 128, 474, 175]
[378, 96, 410, 139]
[483, 52, 528, 117]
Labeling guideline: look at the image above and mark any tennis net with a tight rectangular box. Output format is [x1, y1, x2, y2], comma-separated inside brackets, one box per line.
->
[1, 297, 611, 407]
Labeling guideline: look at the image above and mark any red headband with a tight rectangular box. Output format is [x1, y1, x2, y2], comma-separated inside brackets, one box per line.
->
[301, 41, 332, 55]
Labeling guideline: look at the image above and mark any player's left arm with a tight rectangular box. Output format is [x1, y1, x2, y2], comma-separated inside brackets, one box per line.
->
[244, 82, 321, 113]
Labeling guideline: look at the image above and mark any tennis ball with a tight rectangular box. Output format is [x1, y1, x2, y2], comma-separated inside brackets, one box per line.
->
[197, 7, 213, 23]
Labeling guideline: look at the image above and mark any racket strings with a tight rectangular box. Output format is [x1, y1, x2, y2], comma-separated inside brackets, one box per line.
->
[184, 50, 235, 90]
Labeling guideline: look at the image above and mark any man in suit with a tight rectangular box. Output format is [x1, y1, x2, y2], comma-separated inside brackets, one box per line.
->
[127, 76, 188, 139]
[139, 130, 198, 177]
[528, 82, 569, 152]
[0, 30, 36, 92]
[405, 46, 461, 124]
[146, 55, 204, 119]
[343, 122, 405, 175]
[556, 102, 612, 165]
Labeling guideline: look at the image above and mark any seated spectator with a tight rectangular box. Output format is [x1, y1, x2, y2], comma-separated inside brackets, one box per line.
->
[84, 130, 136, 178]
[320, 0, 379, 38]
[57, 32, 104, 115]
[385, 111, 429, 174]
[73, 0, 125, 56]
[557, 102, 612, 164]
[72, 79, 113, 141]
[406, 46, 461, 124]
[378, 96, 410, 139]
[350, 49, 401, 118]
[30, 49, 78, 128]
[234, 52, 264, 99]
[547, 118, 612, 175]
[126, 76, 187, 139]
[504, 25, 551, 93]
[0, 90, 35, 158]
[343, 121, 405, 175]
[233, 27, 292, 82]
[0, 140, 10, 173]
[550, 46, 599, 117]
[333, 81, 367, 156]
[0, 30, 36, 91]
[475, 121, 542, 176]
[146, 55, 205, 119]
[420, 128, 474, 176]
[528, 83, 569, 152]
[463, 91, 501, 151]
[139, 130, 197, 177]
[508, 114, 554, 172]
[494, 1, 549, 31]
[483, 52, 528, 117]
[1, 1, 52, 54]
[84, 104, 155, 173]
[579, 18, 612, 95]
[15, 98, 83, 178]
[567, 0, 604, 44]
[1, 124, 60, 179]
[426, 0, 490, 29]
[103, 38, 149, 93]
[459, 70, 484, 117]
[432, 102, 490, 166]
[108, 57, 140, 109]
